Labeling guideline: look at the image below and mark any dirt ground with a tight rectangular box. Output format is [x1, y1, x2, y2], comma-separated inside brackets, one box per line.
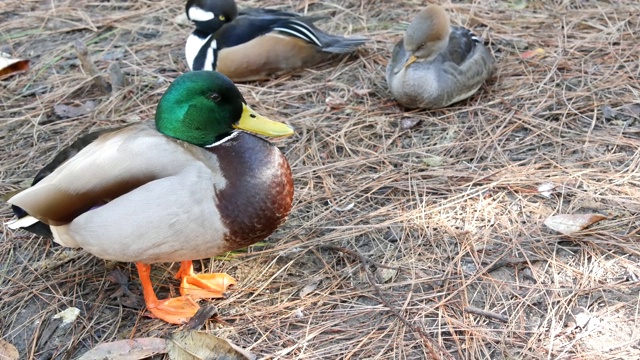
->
[1, 0, 639, 359]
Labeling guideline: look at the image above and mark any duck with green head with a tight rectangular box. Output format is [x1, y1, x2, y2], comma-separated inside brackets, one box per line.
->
[7, 71, 294, 324]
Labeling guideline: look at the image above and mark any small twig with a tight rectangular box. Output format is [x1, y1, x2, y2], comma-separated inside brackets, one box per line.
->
[108, 61, 126, 94]
[37, 318, 62, 349]
[481, 255, 544, 274]
[320, 245, 400, 270]
[323, 245, 449, 360]
[463, 306, 509, 323]
[364, 270, 445, 359]
[107, 269, 142, 308]
[184, 305, 218, 331]
[627, 226, 640, 237]
[74, 39, 111, 93]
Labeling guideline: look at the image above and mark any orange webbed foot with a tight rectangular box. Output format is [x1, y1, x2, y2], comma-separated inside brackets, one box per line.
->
[145, 295, 200, 325]
[136, 262, 200, 324]
[175, 261, 237, 299]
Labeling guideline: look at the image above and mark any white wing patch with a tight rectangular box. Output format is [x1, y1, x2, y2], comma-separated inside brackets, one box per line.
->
[7, 215, 39, 230]
[272, 20, 323, 47]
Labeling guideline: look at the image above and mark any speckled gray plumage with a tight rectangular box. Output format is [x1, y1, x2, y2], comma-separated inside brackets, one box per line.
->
[386, 18, 495, 109]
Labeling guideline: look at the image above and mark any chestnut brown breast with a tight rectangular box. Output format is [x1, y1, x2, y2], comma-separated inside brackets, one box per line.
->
[209, 131, 293, 250]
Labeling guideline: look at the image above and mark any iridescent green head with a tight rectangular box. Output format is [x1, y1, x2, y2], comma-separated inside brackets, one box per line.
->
[155, 71, 293, 146]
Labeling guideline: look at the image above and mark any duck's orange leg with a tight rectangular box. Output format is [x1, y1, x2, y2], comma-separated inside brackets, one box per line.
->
[175, 260, 237, 299]
[136, 262, 200, 324]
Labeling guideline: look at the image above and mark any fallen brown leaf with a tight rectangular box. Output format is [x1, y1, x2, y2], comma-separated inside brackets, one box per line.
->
[77, 338, 168, 360]
[299, 279, 320, 298]
[0, 338, 19, 360]
[520, 48, 545, 59]
[0, 53, 29, 79]
[168, 331, 255, 360]
[53, 101, 97, 119]
[544, 213, 607, 235]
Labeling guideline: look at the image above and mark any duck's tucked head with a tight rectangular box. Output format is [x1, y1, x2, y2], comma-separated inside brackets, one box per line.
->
[186, 0, 237, 33]
[155, 71, 293, 147]
[404, 5, 451, 62]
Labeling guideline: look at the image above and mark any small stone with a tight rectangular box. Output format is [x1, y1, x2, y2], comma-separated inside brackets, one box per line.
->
[601, 105, 617, 119]
[422, 156, 443, 167]
[384, 225, 402, 242]
[400, 118, 420, 130]
[375, 267, 397, 283]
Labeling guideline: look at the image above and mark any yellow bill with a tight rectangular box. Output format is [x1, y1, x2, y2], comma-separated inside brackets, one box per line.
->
[234, 104, 294, 137]
[392, 54, 418, 75]
[402, 55, 418, 70]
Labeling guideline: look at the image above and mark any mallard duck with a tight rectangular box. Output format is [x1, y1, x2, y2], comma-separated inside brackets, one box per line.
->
[386, 5, 495, 109]
[7, 71, 295, 324]
[185, 0, 367, 82]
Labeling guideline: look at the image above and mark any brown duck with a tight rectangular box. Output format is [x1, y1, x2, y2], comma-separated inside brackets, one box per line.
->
[386, 5, 495, 109]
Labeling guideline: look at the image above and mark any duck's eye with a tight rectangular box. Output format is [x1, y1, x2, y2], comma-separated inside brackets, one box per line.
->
[209, 93, 222, 102]
[219, 15, 225, 21]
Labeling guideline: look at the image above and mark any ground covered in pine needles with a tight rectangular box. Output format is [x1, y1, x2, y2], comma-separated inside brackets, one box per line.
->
[1, 0, 639, 359]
